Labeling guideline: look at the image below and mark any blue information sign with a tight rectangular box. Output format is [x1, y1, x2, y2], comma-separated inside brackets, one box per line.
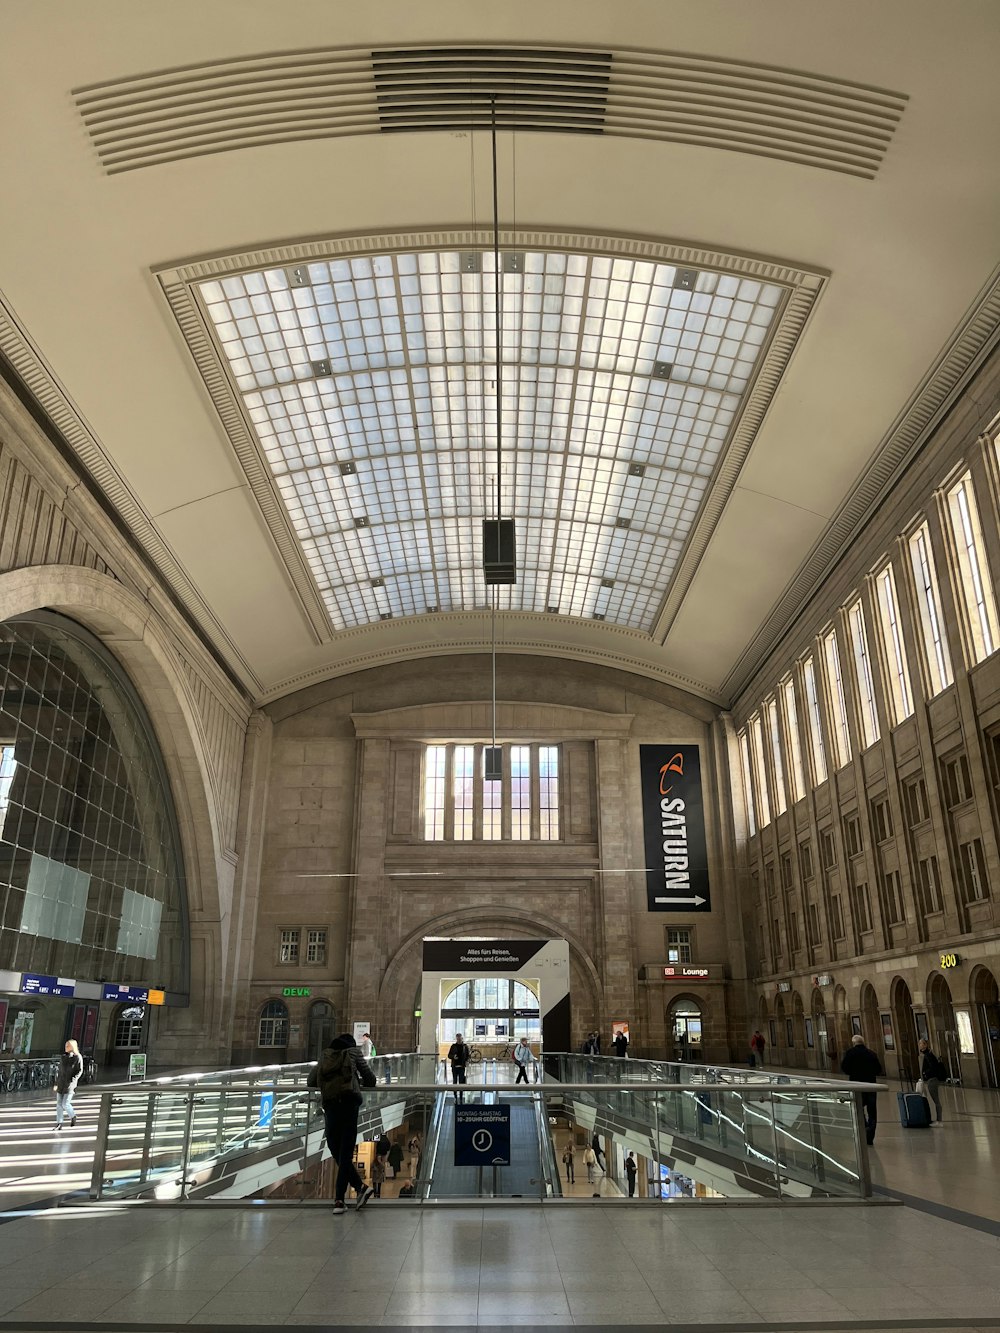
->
[258, 1091, 275, 1128]
[102, 983, 149, 1003]
[454, 1104, 511, 1166]
[20, 973, 75, 997]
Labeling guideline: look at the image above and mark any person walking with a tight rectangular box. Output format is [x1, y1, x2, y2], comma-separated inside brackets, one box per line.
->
[448, 1033, 470, 1101]
[562, 1145, 575, 1184]
[750, 1030, 766, 1068]
[583, 1144, 597, 1184]
[513, 1037, 534, 1085]
[591, 1131, 606, 1171]
[53, 1038, 83, 1130]
[360, 1032, 376, 1060]
[840, 1034, 883, 1146]
[613, 1030, 629, 1058]
[918, 1038, 946, 1122]
[307, 1032, 378, 1215]
[370, 1153, 385, 1198]
[388, 1138, 405, 1177]
[625, 1151, 638, 1197]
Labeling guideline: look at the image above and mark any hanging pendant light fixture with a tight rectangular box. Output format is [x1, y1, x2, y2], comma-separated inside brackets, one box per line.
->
[483, 97, 514, 784]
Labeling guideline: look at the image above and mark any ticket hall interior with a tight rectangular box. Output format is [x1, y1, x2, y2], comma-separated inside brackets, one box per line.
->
[1, 2, 1000, 1329]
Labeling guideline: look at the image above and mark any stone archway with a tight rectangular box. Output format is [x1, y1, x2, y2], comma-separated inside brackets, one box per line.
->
[927, 971, 958, 1078]
[830, 984, 849, 1067]
[860, 982, 880, 1051]
[891, 977, 919, 1080]
[0, 565, 239, 1064]
[376, 905, 604, 1055]
[970, 965, 1000, 1088]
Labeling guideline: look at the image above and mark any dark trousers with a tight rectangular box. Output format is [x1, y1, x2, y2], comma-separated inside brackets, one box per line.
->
[323, 1098, 364, 1202]
[451, 1063, 466, 1100]
[627, 1172, 637, 1197]
[861, 1091, 878, 1145]
[514, 1061, 529, 1084]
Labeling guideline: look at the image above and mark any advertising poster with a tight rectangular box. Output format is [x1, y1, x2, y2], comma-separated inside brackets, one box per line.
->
[639, 745, 711, 913]
[12, 1010, 34, 1054]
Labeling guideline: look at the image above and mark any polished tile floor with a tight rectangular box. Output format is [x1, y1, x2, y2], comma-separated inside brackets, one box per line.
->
[1, 1078, 1000, 1329]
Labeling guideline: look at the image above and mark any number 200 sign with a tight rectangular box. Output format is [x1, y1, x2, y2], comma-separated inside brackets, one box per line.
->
[940, 952, 961, 969]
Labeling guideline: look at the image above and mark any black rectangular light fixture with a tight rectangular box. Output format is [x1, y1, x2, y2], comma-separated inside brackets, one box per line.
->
[484, 746, 503, 782]
[483, 518, 517, 585]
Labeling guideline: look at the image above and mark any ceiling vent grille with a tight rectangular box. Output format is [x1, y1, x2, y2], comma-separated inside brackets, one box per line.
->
[74, 44, 906, 179]
[372, 47, 610, 133]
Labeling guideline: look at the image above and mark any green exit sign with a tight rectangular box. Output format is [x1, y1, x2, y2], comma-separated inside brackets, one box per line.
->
[282, 986, 312, 998]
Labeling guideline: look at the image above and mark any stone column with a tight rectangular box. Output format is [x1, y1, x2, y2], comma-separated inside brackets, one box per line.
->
[594, 737, 639, 1042]
[345, 737, 390, 1033]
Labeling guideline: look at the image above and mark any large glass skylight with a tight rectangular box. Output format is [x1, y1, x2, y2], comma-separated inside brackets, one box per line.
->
[197, 250, 784, 631]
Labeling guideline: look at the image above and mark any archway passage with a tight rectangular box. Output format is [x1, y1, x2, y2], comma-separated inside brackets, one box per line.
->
[972, 967, 1000, 1088]
[440, 977, 541, 1057]
[927, 972, 958, 1078]
[308, 1000, 336, 1060]
[669, 996, 703, 1062]
[891, 978, 919, 1080]
[811, 989, 828, 1070]
[860, 983, 880, 1053]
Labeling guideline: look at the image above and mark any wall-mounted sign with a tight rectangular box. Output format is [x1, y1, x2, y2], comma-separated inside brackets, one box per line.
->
[128, 1053, 147, 1080]
[640, 745, 711, 913]
[147, 989, 166, 1006]
[20, 973, 75, 997]
[282, 986, 312, 997]
[940, 952, 962, 969]
[880, 1012, 895, 1050]
[102, 984, 148, 1003]
[422, 939, 549, 971]
[512, 1007, 541, 1017]
[776, 981, 792, 993]
[455, 1104, 511, 1166]
[812, 974, 834, 988]
[663, 965, 710, 978]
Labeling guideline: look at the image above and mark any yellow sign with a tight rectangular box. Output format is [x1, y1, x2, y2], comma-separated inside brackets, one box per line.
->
[940, 952, 961, 969]
[147, 989, 166, 1006]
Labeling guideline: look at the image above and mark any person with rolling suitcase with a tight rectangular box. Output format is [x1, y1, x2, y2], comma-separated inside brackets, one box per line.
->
[840, 1034, 883, 1145]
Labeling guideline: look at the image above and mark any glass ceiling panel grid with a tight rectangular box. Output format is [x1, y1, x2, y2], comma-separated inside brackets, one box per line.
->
[199, 252, 784, 631]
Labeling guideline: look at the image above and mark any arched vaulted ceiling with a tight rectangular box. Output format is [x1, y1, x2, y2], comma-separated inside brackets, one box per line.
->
[1, 2, 999, 707]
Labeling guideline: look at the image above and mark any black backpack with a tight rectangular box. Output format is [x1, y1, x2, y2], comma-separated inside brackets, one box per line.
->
[316, 1048, 360, 1102]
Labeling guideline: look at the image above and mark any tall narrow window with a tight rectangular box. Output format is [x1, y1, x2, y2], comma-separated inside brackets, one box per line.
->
[749, 713, 771, 827]
[738, 729, 757, 837]
[453, 745, 474, 841]
[780, 678, 805, 803]
[874, 562, 914, 723]
[822, 629, 852, 768]
[539, 746, 560, 841]
[947, 473, 999, 664]
[908, 522, 953, 695]
[848, 600, 880, 748]
[483, 754, 502, 841]
[802, 656, 828, 785]
[424, 745, 446, 840]
[766, 697, 787, 816]
[510, 745, 531, 840]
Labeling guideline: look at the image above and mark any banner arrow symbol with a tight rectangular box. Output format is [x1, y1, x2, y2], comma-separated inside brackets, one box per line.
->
[654, 895, 707, 906]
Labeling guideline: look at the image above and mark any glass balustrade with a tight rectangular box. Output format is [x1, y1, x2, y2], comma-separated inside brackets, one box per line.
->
[89, 1053, 873, 1205]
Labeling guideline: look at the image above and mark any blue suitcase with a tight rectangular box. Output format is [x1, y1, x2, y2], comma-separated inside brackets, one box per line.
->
[897, 1090, 931, 1128]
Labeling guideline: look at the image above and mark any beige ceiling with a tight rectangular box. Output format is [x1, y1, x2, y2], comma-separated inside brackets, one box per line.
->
[1, 0, 999, 707]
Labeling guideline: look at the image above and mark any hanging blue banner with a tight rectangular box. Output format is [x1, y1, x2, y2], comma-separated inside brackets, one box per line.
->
[639, 745, 711, 913]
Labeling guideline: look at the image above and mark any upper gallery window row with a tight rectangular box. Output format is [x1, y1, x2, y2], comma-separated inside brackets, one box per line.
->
[424, 744, 559, 842]
[738, 448, 1000, 826]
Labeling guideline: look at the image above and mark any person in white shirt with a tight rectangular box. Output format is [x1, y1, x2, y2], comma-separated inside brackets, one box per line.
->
[512, 1038, 534, 1085]
[583, 1144, 598, 1184]
[360, 1032, 375, 1060]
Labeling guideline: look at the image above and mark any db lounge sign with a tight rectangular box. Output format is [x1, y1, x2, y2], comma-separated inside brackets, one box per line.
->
[640, 745, 711, 914]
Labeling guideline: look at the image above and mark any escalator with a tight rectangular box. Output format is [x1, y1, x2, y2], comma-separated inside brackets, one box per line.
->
[424, 1089, 561, 1199]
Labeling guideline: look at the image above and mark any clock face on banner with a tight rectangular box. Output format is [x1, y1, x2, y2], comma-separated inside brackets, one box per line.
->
[639, 745, 711, 913]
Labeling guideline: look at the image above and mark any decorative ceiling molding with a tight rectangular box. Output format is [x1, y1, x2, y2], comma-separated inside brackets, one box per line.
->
[156, 226, 826, 656]
[74, 43, 907, 180]
[0, 290, 263, 695]
[351, 700, 634, 740]
[723, 262, 1000, 706]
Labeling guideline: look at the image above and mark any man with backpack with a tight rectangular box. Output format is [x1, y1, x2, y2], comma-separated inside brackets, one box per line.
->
[448, 1033, 470, 1101]
[307, 1033, 378, 1215]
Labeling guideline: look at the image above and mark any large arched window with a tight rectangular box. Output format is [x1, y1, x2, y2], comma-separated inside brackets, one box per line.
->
[443, 979, 539, 1010]
[0, 612, 188, 992]
[258, 1000, 289, 1048]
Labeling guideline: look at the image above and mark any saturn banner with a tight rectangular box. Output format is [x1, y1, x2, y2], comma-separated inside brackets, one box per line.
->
[639, 744, 711, 913]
